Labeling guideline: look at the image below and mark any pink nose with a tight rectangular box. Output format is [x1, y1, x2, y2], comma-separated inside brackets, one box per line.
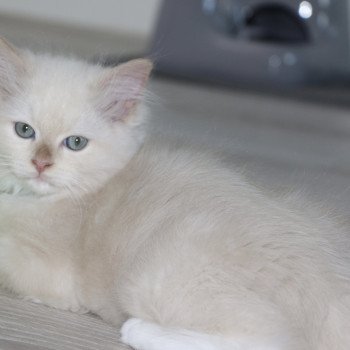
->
[31, 159, 53, 174]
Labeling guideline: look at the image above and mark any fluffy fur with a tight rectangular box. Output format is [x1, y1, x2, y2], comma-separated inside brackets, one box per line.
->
[0, 38, 349, 350]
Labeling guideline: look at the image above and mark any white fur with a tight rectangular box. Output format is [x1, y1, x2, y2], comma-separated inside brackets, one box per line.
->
[120, 318, 285, 350]
[0, 39, 349, 350]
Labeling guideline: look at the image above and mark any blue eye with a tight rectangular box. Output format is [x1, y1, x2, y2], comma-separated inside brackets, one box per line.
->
[14, 122, 35, 139]
[64, 136, 88, 151]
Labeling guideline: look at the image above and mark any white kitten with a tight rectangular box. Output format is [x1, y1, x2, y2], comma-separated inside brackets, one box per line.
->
[0, 37, 349, 350]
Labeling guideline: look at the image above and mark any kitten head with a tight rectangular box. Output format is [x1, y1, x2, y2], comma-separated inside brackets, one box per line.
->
[0, 37, 152, 198]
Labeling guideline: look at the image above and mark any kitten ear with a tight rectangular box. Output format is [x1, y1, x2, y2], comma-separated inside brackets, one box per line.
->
[0, 37, 25, 96]
[94, 59, 152, 122]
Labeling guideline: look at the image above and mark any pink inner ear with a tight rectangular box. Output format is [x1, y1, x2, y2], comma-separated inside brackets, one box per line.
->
[96, 59, 152, 121]
[106, 99, 138, 123]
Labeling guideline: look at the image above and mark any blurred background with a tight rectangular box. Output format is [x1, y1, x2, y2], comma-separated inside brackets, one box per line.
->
[0, 0, 350, 214]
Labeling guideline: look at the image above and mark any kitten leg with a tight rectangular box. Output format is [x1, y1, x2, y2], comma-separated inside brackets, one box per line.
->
[120, 318, 284, 350]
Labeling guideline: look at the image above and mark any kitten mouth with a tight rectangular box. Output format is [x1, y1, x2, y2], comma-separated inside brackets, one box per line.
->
[28, 177, 55, 193]
[22, 173, 56, 194]
[34, 175, 49, 182]
[30, 174, 53, 186]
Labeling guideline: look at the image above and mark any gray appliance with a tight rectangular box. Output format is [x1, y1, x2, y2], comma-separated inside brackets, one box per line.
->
[149, 0, 350, 86]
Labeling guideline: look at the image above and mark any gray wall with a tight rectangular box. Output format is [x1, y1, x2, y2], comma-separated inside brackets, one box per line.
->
[0, 0, 161, 39]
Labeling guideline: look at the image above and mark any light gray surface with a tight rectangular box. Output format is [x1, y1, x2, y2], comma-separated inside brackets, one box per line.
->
[1, 13, 350, 350]
[0, 291, 128, 350]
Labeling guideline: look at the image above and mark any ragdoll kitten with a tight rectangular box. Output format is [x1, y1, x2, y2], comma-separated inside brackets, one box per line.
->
[0, 37, 349, 350]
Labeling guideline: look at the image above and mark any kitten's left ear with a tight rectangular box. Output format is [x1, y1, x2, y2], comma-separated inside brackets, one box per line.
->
[94, 59, 152, 122]
[0, 37, 26, 96]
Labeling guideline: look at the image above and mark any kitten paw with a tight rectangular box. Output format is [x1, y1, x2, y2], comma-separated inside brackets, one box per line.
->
[120, 318, 162, 350]
[120, 318, 144, 347]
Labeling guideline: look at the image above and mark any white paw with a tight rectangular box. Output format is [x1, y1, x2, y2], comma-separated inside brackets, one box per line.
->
[120, 318, 144, 345]
[120, 318, 163, 350]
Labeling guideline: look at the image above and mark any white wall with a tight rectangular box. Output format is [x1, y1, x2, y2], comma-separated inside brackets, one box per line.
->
[0, 0, 162, 38]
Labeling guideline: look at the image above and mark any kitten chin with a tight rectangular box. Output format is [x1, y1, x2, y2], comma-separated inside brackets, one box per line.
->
[26, 178, 56, 196]
[0, 175, 53, 197]
[0, 171, 93, 198]
[0, 165, 57, 197]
